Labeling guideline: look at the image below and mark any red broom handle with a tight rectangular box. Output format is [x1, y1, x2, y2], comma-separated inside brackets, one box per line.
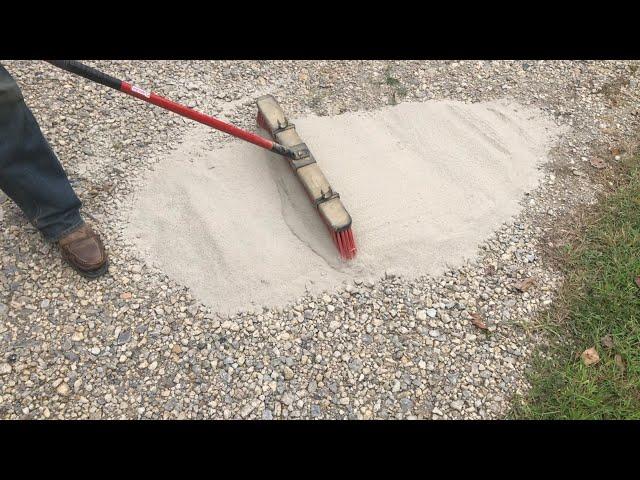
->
[45, 60, 293, 157]
[121, 82, 275, 149]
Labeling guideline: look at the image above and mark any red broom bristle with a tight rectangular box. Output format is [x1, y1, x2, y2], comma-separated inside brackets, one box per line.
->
[331, 227, 357, 260]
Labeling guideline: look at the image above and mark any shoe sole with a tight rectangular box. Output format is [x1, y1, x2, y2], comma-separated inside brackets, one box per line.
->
[70, 258, 110, 280]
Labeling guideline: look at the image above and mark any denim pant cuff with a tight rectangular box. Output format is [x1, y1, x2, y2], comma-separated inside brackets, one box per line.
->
[41, 210, 85, 242]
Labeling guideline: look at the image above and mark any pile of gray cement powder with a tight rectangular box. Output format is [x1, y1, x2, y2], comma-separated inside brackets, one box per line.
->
[124, 99, 560, 313]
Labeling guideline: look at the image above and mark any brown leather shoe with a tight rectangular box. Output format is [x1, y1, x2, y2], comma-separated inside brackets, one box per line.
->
[58, 223, 109, 279]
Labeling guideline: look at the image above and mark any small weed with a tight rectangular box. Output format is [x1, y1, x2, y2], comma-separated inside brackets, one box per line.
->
[383, 66, 408, 99]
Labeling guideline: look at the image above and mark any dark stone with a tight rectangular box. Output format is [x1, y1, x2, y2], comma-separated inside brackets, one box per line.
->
[64, 351, 79, 362]
[116, 329, 131, 345]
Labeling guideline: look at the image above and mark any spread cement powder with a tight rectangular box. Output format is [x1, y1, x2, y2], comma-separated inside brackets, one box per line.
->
[124, 99, 561, 313]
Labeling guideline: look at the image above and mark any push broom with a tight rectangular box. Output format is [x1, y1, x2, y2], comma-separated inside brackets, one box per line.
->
[46, 60, 356, 260]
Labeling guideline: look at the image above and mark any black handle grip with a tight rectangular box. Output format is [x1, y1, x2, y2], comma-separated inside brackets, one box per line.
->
[46, 60, 123, 91]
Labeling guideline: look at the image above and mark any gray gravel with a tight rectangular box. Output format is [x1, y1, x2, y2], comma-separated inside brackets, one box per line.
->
[1, 60, 639, 419]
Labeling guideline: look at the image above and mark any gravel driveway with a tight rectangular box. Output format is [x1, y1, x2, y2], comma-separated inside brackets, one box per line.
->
[1, 60, 638, 419]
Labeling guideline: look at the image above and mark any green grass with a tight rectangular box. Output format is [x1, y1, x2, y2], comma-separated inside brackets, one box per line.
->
[512, 157, 640, 419]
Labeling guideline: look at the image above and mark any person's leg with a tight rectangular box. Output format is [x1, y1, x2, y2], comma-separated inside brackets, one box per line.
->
[0, 64, 108, 278]
[0, 64, 84, 240]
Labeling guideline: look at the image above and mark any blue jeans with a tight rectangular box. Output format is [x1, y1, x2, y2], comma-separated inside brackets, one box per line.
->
[0, 64, 83, 241]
